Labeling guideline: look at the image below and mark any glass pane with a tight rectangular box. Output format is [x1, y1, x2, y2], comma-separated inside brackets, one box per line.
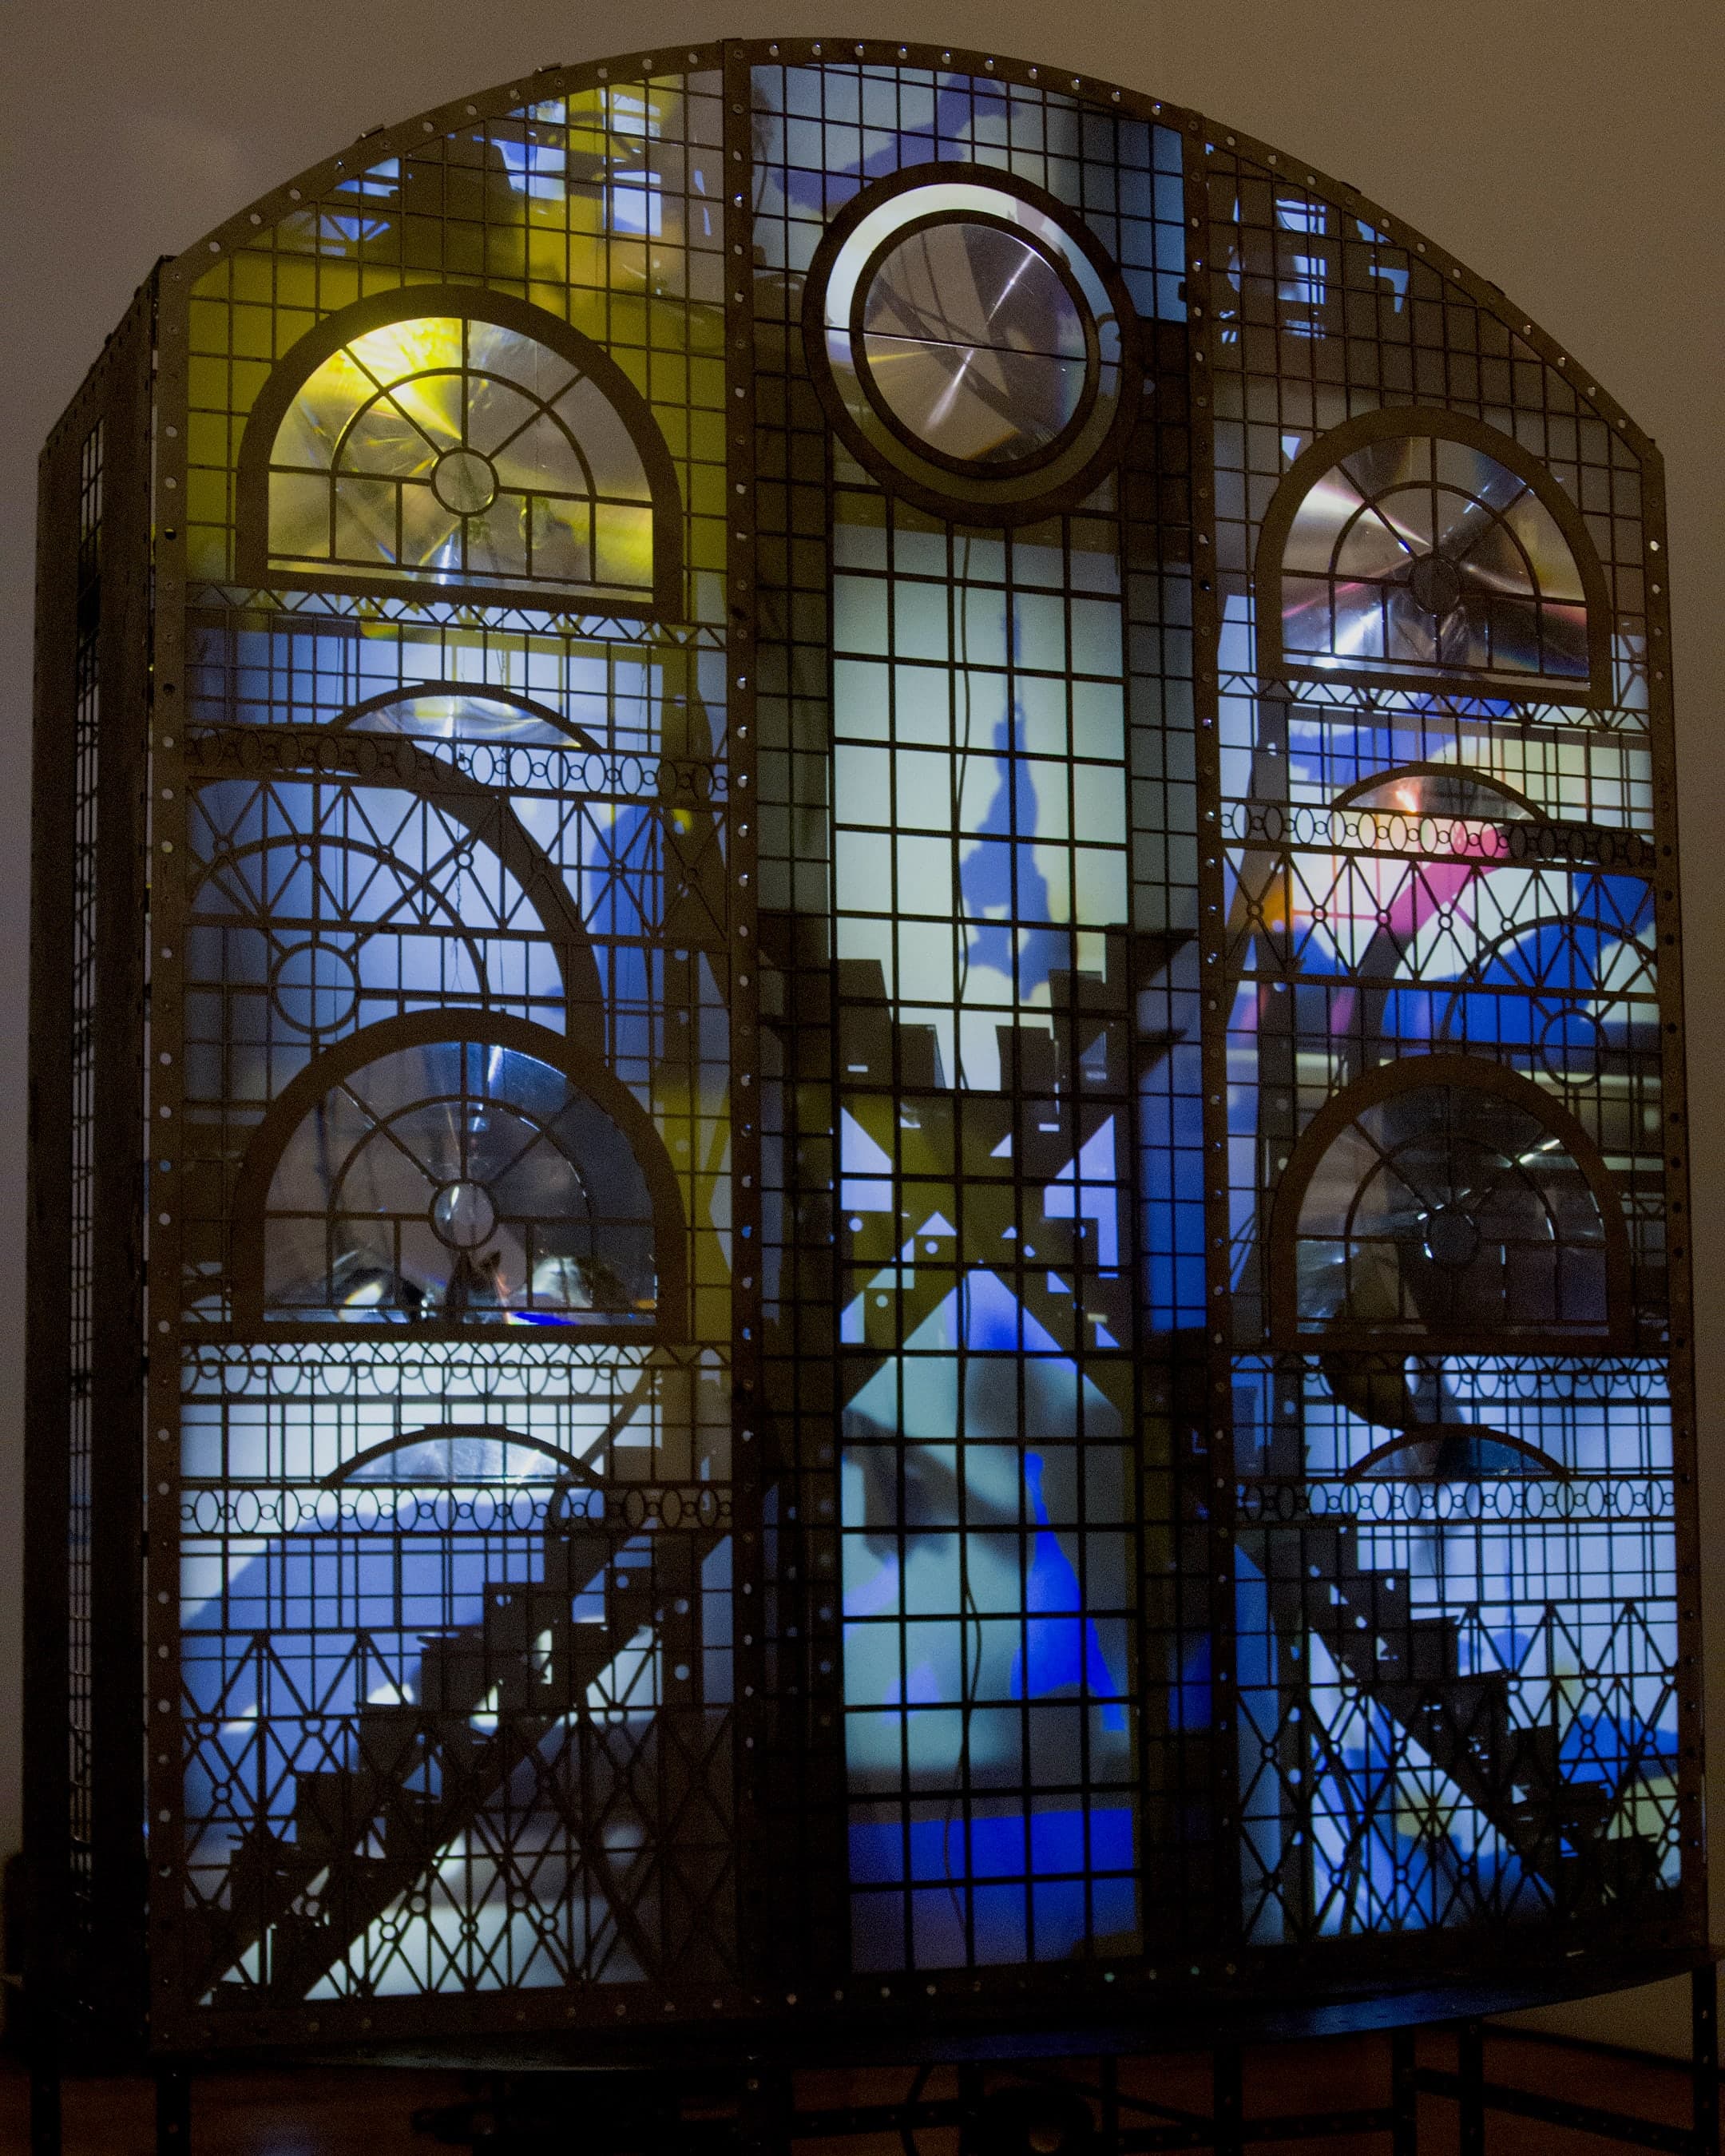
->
[859, 222, 1089, 464]
[263, 1040, 657, 1323]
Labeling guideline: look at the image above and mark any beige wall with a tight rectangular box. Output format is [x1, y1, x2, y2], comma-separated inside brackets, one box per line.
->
[2, 0, 1720, 2055]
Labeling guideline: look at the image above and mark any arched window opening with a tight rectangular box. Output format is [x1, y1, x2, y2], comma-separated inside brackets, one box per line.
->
[231, 1016, 687, 1336]
[236, 287, 683, 617]
[1255, 410, 1612, 703]
[1309, 1350, 1574, 1484]
[1268, 1054, 1631, 1353]
[1272, 763, 1660, 1076]
[186, 769, 598, 1052]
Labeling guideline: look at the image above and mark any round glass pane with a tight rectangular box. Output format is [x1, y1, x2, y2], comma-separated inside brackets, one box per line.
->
[430, 1178, 498, 1248]
[1407, 552, 1464, 617]
[431, 446, 499, 516]
[269, 942, 359, 1033]
[1422, 1206, 1483, 1270]
[857, 221, 1091, 466]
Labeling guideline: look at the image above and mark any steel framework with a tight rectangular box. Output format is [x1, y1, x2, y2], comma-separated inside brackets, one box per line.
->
[25, 33, 1704, 2149]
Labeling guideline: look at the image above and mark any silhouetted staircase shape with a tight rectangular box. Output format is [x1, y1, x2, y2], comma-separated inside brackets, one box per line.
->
[206, 1500, 710, 2003]
[1265, 1514, 1661, 1912]
[820, 931, 1191, 1369]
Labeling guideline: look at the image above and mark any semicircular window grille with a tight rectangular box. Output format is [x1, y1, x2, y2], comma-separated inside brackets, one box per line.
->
[237, 290, 681, 616]
[236, 1024, 684, 1333]
[1268, 1055, 1631, 1353]
[1256, 410, 1611, 703]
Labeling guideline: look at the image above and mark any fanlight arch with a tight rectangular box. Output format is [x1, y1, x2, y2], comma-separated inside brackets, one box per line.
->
[1287, 763, 1659, 1076]
[1268, 1053, 1632, 1353]
[236, 287, 683, 617]
[1256, 408, 1612, 703]
[187, 745, 605, 1044]
[230, 1013, 688, 1337]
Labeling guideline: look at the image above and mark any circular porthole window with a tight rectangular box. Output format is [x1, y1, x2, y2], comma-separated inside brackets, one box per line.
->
[804, 164, 1141, 522]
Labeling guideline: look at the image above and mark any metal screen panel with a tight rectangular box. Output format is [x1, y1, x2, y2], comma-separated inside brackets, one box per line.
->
[28, 38, 1700, 2059]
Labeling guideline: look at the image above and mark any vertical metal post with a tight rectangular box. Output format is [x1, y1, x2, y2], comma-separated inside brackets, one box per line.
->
[1456, 2021, 1485, 2156]
[1211, 2041, 1243, 2156]
[1390, 2025, 1418, 2156]
[1693, 1963, 1719, 2156]
[26, 1992, 61, 2156]
[739, 2057, 791, 2156]
[1098, 2055, 1120, 2156]
[155, 2063, 191, 2156]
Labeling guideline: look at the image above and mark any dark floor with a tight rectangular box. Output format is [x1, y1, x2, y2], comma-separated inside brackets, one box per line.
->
[0, 2028, 1703, 2154]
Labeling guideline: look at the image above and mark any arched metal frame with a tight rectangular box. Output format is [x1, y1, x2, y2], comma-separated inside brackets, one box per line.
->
[331, 678, 605, 749]
[1236, 762, 1661, 1092]
[1328, 761, 1546, 820]
[322, 1422, 605, 1488]
[186, 721, 607, 1016]
[1342, 1423, 1574, 1484]
[1267, 1051, 1634, 1353]
[228, 1009, 690, 1341]
[236, 285, 687, 620]
[1254, 406, 1616, 705]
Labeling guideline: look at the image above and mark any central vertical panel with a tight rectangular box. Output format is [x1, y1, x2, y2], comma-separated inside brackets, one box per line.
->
[751, 49, 1212, 1986]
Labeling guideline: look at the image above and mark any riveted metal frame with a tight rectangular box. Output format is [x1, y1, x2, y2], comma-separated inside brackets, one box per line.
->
[24, 33, 1704, 2080]
[26, 274, 157, 2062]
[1181, 105, 1243, 1976]
[1197, 105, 1703, 1962]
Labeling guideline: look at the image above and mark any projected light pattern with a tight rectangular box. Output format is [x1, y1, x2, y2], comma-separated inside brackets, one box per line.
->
[68, 40, 1683, 2054]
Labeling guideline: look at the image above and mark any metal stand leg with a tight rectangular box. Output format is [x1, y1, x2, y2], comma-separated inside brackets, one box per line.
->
[155, 2063, 191, 2156]
[26, 1996, 61, 2156]
[1694, 1964, 1719, 2156]
[739, 2058, 791, 2156]
[1211, 2041, 1243, 2156]
[1390, 2026, 1418, 2156]
[1456, 2021, 1485, 2156]
[1098, 2055, 1120, 2156]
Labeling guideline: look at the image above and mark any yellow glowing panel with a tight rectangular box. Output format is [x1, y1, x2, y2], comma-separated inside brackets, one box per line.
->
[265, 312, 659, 600]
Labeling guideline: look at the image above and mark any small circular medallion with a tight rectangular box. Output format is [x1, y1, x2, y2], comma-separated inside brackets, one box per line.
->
[1422, 1205, 1481, 1270]
[1539, 1005, 1608, 1080]
[1407, 552, 1464, 616]
[269, 941, 359, 1032]
[431, 446, 499, 516]
[430, 1178, 498, 1247]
